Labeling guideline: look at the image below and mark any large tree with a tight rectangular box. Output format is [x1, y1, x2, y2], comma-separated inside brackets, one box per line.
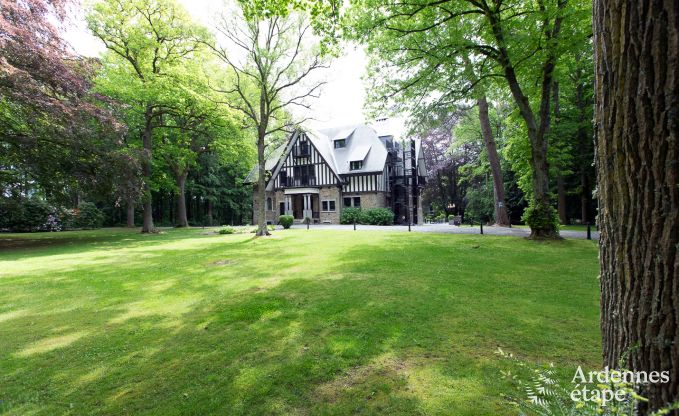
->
[594, 0, 678, 412]
[346, 0, 590, 238]
[1, 0, 123, 204]
[87, 0, 208, 233]
[209, 6, 326, 236]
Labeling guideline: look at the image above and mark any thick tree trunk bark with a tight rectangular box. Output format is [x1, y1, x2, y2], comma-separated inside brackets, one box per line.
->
[141, 105, 155, 233]
[594, 0, 678, 412]
[477, 96, 510, 226]
[175, 171, 189, 228]
[255, 112, 270, 236]
[126, 196, 135, 228]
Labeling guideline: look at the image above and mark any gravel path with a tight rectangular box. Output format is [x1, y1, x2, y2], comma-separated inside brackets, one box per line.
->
[287, 223, 599, 240]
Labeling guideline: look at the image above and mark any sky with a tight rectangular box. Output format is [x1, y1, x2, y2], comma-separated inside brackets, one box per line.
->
[65, 0, 406, 138]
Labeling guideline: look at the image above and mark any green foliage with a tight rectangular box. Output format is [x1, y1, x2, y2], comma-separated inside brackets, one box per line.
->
[74, 202, 105, 230]
[522, 200, 560, 233]
[359, 208, 395, 225]
[339, 207, 362, 224]
[340, 208, 394, 225]
[219, 227, 236, 234]
[0, 198, 61, 232]
[464, 185, 495, 223]
[279, 215, 294, 229]
[497, 349, 678, 416]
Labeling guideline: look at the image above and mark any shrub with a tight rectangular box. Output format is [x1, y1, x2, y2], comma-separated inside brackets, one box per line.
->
[218, 227, 236, 234]
[522, 199, 559, 234]
[74, 202, 104, 229]
[0, 197, 61, 232]
[267, 224, 276, 231]
[340, 207, 362, 224]
[359, 208, 395, 225]
[279, 215, 294, 229]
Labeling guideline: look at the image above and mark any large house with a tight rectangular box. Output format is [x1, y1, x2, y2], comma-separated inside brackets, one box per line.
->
[245, 122, 426, 225]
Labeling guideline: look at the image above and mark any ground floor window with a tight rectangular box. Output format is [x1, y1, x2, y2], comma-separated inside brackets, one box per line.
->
[266, 197, 273, 211]
[322, 200, 336, 212]
[343, 196, 361, 208]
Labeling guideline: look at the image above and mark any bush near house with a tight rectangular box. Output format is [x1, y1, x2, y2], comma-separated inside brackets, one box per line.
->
[279, 215, 294, 229]
[340, 207, 362, 224]
[341, 207, 395, 225]
[360, 208, 395, 225]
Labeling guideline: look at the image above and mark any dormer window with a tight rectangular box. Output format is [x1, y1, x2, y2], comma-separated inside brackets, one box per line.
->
[334, 139, 346, 149]
[350, 161, 363, 170]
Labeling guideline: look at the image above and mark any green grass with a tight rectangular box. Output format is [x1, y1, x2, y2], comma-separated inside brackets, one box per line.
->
[0, 228, 601, 415]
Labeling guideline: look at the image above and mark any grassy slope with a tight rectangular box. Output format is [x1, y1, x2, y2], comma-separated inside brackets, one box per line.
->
[0, 228, 601, 415]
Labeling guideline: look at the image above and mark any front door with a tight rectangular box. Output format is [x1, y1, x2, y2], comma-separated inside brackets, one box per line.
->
[279, 202, 285, 216]
[293, 195, 303, 219]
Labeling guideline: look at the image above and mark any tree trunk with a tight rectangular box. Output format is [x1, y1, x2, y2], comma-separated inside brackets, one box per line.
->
[486, 9, 561, 239]
[175, 170, 189, 227]
[141, 105, 155, 233]
[126, 196, 135, 228]
[477, 96, 510, 226]
[594, 0, 678, 412]
[255, 113, 270, 236]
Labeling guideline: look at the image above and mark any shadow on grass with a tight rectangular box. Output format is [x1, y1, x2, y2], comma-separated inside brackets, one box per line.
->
[0, 230, 600, 415]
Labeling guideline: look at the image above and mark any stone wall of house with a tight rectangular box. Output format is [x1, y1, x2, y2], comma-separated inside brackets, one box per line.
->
[254, 189, 396, 225]
[356, 191, 388, 210]
[252, 186, 277, 225]
[319, 186, 341, 223]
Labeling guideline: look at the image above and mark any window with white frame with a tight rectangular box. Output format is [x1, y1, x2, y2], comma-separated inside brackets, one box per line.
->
[322, 200, 336, 212]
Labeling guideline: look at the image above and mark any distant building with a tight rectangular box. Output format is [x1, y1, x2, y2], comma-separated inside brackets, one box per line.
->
[245, 123, 426, 225]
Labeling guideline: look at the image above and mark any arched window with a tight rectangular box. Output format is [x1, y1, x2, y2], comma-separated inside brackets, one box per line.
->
[266, 197, 273, 211]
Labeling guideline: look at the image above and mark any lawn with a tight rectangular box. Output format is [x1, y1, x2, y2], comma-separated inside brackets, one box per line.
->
[0, 228, 601, 415]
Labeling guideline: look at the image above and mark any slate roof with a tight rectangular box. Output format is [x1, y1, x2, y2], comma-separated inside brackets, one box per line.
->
[318, 124, 388, 174]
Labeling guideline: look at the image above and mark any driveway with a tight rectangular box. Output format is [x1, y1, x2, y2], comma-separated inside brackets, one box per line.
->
[288, 223, 600, 240]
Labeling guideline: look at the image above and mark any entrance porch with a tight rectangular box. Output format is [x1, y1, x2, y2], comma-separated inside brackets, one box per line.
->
[282, 188, 320, 223]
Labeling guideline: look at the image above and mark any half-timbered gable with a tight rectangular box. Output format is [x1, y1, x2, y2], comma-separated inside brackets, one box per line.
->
[271, 132, 340, 189]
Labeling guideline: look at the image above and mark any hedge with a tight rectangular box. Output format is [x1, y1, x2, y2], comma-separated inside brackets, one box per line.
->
[340, 207, 395, 226]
